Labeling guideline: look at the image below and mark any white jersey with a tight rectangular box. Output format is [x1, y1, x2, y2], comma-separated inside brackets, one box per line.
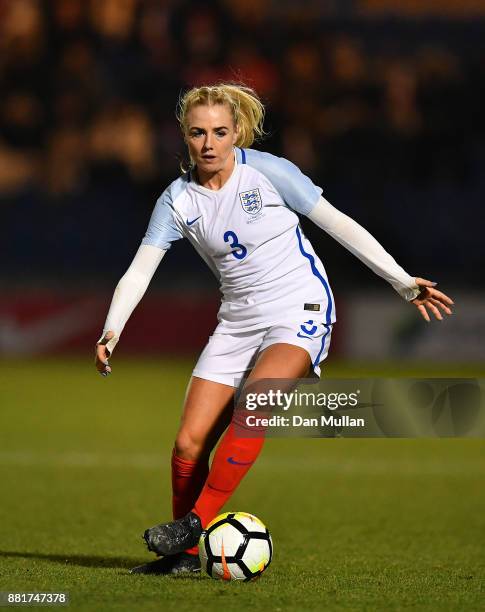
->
[141, 147, 336, 333]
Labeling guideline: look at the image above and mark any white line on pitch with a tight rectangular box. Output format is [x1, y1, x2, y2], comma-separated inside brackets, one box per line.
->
[0, 451, 483, 475]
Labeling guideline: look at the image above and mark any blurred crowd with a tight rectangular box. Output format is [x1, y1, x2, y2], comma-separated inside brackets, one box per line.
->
[1, 0, 484, 286]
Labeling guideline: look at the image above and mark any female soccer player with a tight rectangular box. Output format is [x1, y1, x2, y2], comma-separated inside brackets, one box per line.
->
[95, 84, 453, 575]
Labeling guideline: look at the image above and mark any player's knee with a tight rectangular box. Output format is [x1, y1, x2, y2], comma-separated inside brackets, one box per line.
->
[174, 430, 205, 461]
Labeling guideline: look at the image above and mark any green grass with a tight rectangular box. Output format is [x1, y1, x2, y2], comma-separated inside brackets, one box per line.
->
[0, 358, 484, 611]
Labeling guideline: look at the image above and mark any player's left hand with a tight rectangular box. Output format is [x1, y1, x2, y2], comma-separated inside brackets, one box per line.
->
[411, 277, 454, 322]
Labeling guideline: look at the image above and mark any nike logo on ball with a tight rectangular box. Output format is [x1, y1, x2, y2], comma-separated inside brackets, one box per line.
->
[186, 216, 201, 226]
[227, 457, 253, 466]
[221, 541, 231, 581]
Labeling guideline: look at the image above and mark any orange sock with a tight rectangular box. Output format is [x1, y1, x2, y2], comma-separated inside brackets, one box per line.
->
[171, 448, 209, 555]
[192, 421, 265, 528]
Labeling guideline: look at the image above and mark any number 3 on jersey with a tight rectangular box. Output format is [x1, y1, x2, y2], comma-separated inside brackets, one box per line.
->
[223, 230, 247, 260]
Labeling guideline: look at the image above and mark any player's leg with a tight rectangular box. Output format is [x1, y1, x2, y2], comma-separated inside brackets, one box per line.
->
[171, 376, 235, 520]
[169, 328, 264, 521]
[152, 376, 236, 546]
[141, 344, 311, 559]
[191, 343, 311, 528]
[131, 376, 235, 575]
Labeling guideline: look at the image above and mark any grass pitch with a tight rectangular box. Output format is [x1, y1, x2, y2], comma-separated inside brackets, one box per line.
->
[0, 358, 484, 611]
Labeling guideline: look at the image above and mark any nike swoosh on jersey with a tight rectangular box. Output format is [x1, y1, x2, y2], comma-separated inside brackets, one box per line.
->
[186, 216, 201, 226]
[227, 457, 253, 466]
[296, 332, 313, 339]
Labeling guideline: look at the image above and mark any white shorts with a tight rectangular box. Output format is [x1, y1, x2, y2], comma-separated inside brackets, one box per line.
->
[192, 317, 333, 387]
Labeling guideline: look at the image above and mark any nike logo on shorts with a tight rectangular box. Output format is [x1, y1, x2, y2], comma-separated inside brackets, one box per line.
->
[297, 320, 318, 339]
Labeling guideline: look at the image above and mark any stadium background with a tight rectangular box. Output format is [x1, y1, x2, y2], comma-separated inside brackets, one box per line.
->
[1, 1, 484, 610]
[1, 0, 484, 360]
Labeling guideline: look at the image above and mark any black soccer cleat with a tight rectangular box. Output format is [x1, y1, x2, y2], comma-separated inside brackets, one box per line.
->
[143, 512, 202, 557]
[130, 552, 201, 575]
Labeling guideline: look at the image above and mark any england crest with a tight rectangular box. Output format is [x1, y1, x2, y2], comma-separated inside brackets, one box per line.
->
[239, 188, 263, 215]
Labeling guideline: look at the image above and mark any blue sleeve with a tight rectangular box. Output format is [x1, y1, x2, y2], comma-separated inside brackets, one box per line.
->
[141, 179, 185, 250]
[242, 148, 322, 215]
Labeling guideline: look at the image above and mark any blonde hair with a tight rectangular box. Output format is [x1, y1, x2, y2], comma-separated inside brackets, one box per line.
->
[177, 83, 266, 149]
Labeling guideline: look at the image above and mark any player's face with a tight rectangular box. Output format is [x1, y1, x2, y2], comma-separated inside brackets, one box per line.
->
[185, 104, 238, 176]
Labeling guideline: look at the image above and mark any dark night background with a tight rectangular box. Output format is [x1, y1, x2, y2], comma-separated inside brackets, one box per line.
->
[1, 0, 483, 300]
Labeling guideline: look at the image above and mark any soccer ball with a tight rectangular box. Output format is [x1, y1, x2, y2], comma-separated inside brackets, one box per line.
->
[198, 511, 273, 581]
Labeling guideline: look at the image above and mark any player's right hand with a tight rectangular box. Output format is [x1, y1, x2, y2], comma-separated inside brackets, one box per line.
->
[95, 331, 114, 377]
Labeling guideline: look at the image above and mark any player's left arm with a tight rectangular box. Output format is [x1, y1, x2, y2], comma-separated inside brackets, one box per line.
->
[307, 196, 454, 322]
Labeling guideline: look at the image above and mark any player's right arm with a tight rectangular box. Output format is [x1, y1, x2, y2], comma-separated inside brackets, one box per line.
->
[95, 244, 166, 376]
[95, 181, 185, 376]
